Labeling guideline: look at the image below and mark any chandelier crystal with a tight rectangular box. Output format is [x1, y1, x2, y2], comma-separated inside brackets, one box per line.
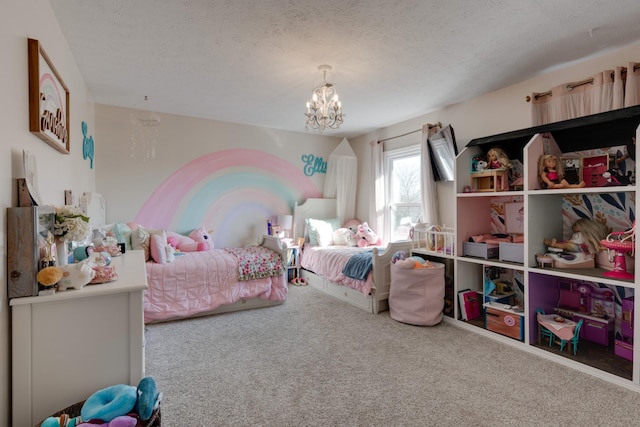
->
[305, 65, 344, 131]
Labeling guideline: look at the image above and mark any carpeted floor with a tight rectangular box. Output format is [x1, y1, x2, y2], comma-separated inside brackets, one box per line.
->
[145, 285, 640, 426]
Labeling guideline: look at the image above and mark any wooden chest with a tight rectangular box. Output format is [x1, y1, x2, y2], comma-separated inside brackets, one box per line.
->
[485, 306, 524, 341]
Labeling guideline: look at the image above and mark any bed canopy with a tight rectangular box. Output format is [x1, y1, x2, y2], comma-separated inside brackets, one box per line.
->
[323, 138, 357, 223]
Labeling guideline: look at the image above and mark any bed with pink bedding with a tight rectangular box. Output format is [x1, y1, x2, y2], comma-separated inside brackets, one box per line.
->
[143, 235, 288, 323]
[294, 198, 413, 314]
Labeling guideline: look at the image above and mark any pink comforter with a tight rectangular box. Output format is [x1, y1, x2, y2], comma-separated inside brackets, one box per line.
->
[300, 245, 378, 295]
[144, 249, 287, 323]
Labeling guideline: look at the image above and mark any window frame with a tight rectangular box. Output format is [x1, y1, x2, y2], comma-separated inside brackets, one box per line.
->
[384, 144, 423, 241]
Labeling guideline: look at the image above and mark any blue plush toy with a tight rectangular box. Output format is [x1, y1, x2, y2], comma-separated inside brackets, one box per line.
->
[43, 378, 161, 426]
[81, 384, 137, 423]
[136, 376, 162, 421]
[392, 250, 407, 264]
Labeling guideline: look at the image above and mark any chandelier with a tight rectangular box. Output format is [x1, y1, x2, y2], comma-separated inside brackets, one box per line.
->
[305, 65, 344, 131]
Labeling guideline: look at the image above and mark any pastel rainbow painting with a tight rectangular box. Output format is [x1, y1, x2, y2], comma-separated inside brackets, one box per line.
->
[134, 149, 322, 247]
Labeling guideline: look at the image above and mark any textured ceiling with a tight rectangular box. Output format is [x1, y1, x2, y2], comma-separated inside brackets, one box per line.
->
[50, 0, 640, 138]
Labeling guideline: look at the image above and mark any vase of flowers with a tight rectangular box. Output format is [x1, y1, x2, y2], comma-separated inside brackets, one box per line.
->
[54, 205, 91, 266]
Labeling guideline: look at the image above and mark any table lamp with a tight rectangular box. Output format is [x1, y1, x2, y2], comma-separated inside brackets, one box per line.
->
[277, 214, 293, 238]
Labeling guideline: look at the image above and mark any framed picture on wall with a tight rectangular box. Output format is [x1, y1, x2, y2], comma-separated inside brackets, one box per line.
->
[28, 38, 70, 154]
[505, 202, 524, 234]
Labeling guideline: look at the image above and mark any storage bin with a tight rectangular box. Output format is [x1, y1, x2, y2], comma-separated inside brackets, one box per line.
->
[389, 261, 445, 326]
[499, 242, 524, 263]
[463, 241, 498, 259]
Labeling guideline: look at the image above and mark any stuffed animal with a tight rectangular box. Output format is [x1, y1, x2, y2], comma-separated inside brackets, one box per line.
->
[392, 250, 408, 264]
[56, 260, 96, 291]
[332, 228, 358, 247]
[357, 222, 382, 247]
[342, 218, 361, 235]
[36, 266, 63, 287]
[166, 226, 213, 252]
[77, 415, 138, 426]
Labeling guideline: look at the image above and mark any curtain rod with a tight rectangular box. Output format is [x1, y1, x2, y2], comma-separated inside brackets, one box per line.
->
[525, 63, 640, 102]
[378, 122, 442, 142]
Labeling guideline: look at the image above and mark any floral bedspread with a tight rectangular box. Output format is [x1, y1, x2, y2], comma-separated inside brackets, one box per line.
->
[225, 246, 284, 281]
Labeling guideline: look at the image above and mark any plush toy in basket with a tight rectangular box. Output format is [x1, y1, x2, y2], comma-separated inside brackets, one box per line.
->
[38, 377, 162, 427]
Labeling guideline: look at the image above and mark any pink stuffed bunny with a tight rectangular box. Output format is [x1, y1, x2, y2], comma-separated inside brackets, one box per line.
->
[357, 222, 382, 247]
[167, 227, 213, 252]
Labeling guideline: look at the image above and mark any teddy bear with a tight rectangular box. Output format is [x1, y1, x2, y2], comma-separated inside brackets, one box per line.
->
[357, 222, 382, 247]
[166, 226, 213, 252]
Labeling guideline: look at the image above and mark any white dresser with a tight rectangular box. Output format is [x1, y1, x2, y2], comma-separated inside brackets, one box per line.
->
[10, 250, 148, 426]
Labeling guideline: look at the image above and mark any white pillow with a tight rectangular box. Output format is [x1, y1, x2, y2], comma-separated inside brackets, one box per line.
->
[306, 217, 341, 247]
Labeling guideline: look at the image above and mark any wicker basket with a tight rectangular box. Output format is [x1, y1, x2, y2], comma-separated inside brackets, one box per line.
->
[35, 400, 161, 427]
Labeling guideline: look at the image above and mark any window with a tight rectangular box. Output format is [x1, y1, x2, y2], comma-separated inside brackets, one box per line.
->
[385, 145, 423, 241]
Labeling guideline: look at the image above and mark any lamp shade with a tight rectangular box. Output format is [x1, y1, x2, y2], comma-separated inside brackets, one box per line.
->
[277, 214, 293, 230]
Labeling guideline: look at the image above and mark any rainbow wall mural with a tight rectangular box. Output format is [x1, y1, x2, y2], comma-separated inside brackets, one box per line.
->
[134, 148, 323, 247]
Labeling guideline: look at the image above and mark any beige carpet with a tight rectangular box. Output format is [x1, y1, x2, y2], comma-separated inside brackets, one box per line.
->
[145, 285, 640, 426]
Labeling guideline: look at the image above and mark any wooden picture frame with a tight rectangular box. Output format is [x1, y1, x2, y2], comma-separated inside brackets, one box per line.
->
[28, 38, 70, 154]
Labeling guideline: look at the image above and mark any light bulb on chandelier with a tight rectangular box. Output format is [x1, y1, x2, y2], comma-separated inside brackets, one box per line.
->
[305, 65, 344, 131]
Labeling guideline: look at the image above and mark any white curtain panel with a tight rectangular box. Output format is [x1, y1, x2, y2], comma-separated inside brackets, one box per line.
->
[531, 63, 637, 126]
[613, 66, 626, 109]
[624, 62, 640, 107]
[368, 140, 387, 243]
[323, 138, 357, 223]
[420, 124, 440, 226]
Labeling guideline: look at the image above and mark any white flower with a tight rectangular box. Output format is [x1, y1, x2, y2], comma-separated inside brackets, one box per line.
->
[54, 205, 91, 242]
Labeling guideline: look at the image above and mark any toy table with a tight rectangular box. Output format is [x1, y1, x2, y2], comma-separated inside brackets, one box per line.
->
[471, 169, 508, 192]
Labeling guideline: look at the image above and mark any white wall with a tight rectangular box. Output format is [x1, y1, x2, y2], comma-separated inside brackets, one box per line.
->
[1, 0, 95, 423]
[96, 105, 340, 247]
[351, 40, 640, 225]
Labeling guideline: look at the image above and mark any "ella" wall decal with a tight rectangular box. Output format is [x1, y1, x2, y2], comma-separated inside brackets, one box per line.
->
[301, 154, 327, 176]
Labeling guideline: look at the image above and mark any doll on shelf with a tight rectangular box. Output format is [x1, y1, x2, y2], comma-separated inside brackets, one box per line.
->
[538, 154, 585, 189]
[486, 147, 512, 170]
[543, 218, 610, 257]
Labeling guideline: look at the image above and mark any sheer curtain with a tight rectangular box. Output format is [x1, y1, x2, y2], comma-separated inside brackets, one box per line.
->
[624, 62, 640, 107]
[531, 70, 618, 125]
[323, 138, 357, 223]
[368, 140, 387, 243]
[531, 63, 639, 125]
[420, 124, 440, 225]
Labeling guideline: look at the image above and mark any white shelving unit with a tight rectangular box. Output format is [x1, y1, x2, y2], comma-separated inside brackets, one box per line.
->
[440, 106, 640, 390]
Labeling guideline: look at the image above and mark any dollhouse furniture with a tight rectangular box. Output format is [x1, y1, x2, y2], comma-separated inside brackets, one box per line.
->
[554, 281, 615, 347]
[536, 308, 555, 346]
[559, 319, 584, 355]
[485, 302, 524, 341]
[600, 221, 635, 280]
[470, 169, 508, 192]
[616, 297, 634, 361]
[537, 313, 578, 353]
[10, 250, 147, 427]
[581, 154, 609, 187]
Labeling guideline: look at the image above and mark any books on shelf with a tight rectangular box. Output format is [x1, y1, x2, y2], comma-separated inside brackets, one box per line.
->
[458, 289, 482, 321]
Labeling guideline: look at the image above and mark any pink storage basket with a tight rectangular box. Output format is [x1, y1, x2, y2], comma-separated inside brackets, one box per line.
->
[389, 262, 445, 326]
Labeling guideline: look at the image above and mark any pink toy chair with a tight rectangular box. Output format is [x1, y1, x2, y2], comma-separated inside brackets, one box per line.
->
[600, 221, 635, 280]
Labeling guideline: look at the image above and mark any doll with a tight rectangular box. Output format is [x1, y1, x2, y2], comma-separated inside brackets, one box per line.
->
[543, 218, 610, 255]
[538, 154, 585, 189]
[486, 147, 511, 170]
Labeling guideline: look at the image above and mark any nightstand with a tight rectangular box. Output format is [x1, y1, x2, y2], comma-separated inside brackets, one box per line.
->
[284, 243, 300, 282]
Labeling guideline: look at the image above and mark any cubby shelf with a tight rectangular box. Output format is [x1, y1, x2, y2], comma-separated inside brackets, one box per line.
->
[437, 106, 640, 389]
